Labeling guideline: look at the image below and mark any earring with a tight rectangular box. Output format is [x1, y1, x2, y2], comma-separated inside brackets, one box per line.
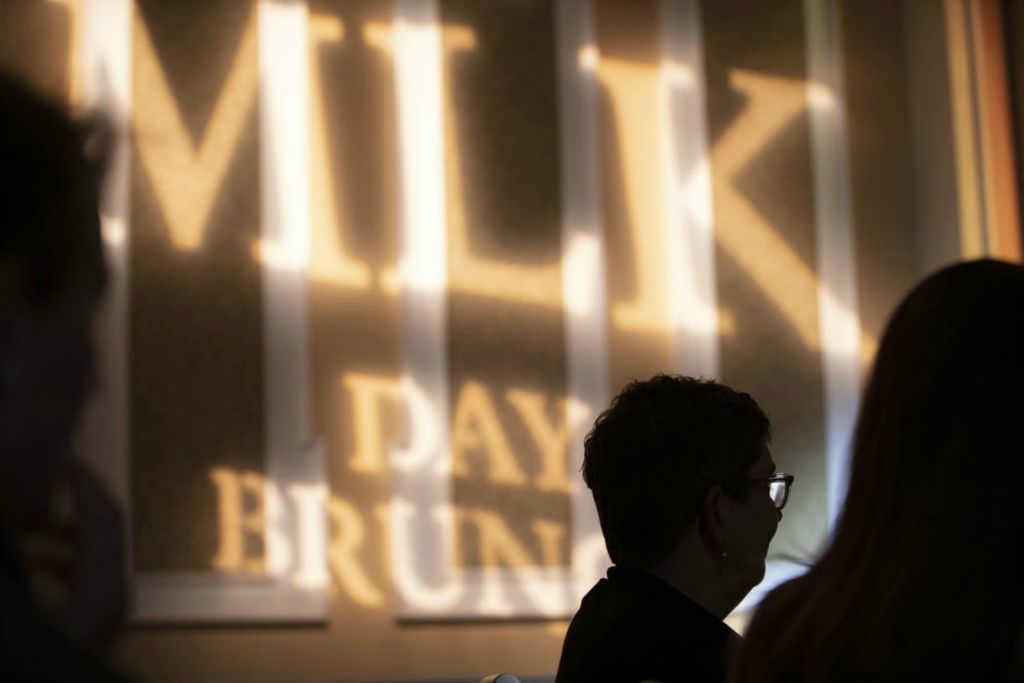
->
[716, 546, 729, 576]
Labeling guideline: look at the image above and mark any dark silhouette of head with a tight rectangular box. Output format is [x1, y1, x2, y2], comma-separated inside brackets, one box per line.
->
[732, 259, 1024, 682]
[0, 72, 129, 679]
[0, 71, 107, 532]
[583, 374, 772, 572]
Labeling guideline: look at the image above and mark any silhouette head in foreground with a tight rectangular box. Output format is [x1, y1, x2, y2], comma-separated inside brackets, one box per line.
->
[731, 259, 1024, 683]
[556, 374, 789, 683]
[0, 71, 129, 681]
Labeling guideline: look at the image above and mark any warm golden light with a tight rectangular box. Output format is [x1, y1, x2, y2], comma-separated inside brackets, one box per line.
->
[301, 19, 479, 294]
[713, 68, 824, 349]
[311, 13, 344, 42]
[944, 0, 986, 259]
[599, 57, 673, 336]
[531, 518, 568, 567]
[343, 372, 401, 474]
[362, 21, 392, 52]
[439, 25, 567, 309]
[209, 465, 386, 605]
[326, 496, 385, 607]
[133, 6, 258, 251]
[307, 13, 374, 289]
[48, 0, 81, 105]
[345, 371, 572, 493]
[462, 507, 536, 569]
[363, 20, 476, 53]
[450, 381, 528, 486]
[208, 467, 265, 573]
[505, 389, 571, 493]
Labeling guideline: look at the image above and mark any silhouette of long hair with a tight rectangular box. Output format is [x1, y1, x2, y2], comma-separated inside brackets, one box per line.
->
[732, 259, 1024, 682]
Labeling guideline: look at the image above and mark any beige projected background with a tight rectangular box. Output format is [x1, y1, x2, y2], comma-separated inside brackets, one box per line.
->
[441, 0, 571, 571]
[129, 0, 266, 573]
[2, 0, 1019, 680]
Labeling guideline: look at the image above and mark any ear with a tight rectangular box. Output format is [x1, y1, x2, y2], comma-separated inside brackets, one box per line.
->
[697, 484, 726, 554]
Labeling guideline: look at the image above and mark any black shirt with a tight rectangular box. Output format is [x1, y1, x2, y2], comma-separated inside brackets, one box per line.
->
[555, 566, 739, 683]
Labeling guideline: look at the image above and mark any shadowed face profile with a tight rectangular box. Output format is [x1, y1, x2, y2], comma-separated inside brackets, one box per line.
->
[714, 444, 780, 591]
[556, 375, 783, 683]
[582, 374, 782, 615]
[0, 263, 102, 527]
[0, 72, 131, 672]
[0, 73, 106, 531]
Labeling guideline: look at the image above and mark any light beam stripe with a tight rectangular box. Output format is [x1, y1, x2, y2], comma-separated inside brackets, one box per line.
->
[659, 0, 719, 379]
[79, 0, 133, 544]
[804, 0, 862, 527]
[557, 0, 612, 600]
[389, 0, 460, 611]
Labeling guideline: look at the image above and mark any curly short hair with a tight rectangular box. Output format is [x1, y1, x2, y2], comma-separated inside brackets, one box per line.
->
[583, 374, 770, 568]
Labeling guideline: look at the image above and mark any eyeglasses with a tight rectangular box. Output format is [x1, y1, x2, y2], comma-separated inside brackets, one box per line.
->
[730, 473, 794, 510]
